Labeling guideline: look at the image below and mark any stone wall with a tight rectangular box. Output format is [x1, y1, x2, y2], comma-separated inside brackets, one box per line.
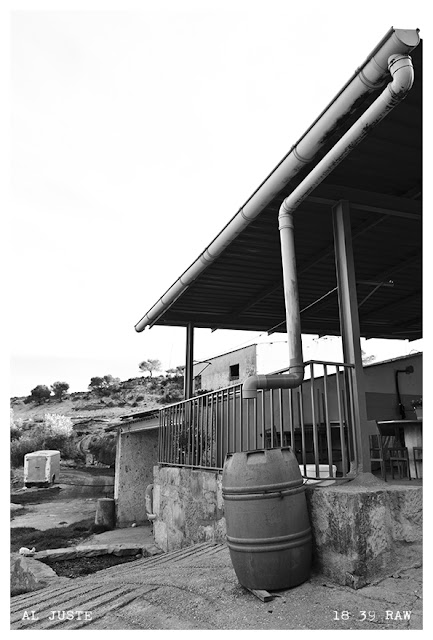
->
[115, 429, 159, 527]
[152, 465, 226, 552]
[306, 475, 423, 588]
[152, 466, 422, 588]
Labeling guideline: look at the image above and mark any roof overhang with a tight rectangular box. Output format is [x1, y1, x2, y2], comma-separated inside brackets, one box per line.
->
[135, 28, 422, 342]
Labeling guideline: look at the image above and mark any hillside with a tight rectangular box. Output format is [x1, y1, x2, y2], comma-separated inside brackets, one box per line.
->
[10, 375, 183, 432]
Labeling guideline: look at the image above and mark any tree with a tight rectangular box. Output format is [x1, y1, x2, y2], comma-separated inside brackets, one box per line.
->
[139, 359, 162, 378]
[166, 365, 185, 378]
[51, 381, 69, 401]
[30, 385, 51, 405]
[88, 375, 121, 397]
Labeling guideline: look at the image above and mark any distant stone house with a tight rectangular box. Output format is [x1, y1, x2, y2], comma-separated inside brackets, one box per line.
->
[194, 343, 291, 392]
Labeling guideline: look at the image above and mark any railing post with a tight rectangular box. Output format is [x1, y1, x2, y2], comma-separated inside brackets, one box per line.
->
[184, 322, 194, 400]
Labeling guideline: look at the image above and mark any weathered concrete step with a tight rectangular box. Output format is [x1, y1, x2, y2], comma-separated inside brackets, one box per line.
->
[33, 542, 162, 561]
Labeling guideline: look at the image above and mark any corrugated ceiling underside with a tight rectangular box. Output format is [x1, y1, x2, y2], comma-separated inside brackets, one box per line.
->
[152, 43, 422, 341]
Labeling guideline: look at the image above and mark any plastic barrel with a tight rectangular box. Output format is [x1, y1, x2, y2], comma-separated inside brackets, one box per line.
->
[222, 448, 312, 590]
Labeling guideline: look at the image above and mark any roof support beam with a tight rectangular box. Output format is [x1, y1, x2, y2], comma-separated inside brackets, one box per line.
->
[333, 200, 369, 474]
[307, 184, 422, 220]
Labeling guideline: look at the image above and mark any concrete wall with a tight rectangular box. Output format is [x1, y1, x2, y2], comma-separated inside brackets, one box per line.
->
[364, 353, 422, 421]
[153, 465, 226, 552]
[152, 465, 422, 587]
[115, 428, 159, 527]
[199, 345, 256, 391]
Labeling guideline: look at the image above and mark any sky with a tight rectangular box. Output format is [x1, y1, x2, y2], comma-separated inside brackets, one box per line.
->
[4, 0, 428, 398]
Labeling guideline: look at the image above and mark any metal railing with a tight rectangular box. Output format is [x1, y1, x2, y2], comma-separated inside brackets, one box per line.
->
[158, 360, 357, 478]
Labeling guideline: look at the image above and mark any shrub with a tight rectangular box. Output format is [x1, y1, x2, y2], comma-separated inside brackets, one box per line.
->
[10, 409, 24, 441]
[11, 435, 45, 468]
[44, 413, 73, 436]
[10, 413, 80, 467]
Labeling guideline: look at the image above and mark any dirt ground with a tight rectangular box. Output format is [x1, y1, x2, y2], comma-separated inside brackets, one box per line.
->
[11, 466, 115, 539]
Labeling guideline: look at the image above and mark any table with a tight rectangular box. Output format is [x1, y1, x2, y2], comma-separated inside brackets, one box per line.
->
[377, 419, 422, 479]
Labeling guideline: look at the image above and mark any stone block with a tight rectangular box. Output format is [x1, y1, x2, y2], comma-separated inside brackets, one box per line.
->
[109, 544, 145, 557]
[11, 554, 39, 596]
[154, 520, 168, 552]
[10, 554, 58, 596]
[34, 547, 78, 561]
[75, 544, 110, 557]
[306, 478, 422, 587]
[145, 544, 163, 557]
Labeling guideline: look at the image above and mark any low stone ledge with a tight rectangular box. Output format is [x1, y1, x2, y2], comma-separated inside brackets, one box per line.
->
[34, 548, 78, 561]
[75, 544, 111, 557]
[32, 542, 163, 563]
[108, 543, 146, 557]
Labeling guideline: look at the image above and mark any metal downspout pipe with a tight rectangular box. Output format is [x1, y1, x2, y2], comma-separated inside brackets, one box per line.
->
[242, 53, 415, 400]
[134, 29, 419, 333]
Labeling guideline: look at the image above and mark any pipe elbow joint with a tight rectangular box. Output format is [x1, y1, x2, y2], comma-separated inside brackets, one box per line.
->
[387, 53, 414, 100]
[242, 375, 266, 400]
[242, 367, 304, 400]
[278, 202, 295, 228]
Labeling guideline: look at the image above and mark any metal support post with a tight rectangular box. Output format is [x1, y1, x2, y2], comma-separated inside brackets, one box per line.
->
[184, 322, 194, 400]
[332, 200, 370, 473]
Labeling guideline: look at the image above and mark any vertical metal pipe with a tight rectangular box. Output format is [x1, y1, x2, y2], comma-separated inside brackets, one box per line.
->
[246, 395, 250, 450]
[158, 409, 163, 462]
[347, 367, 359, 471]
[310, 362, 319, 475]
[261, 391, 266, 448]
[239, 386, 244, 452]
[336, 366, 348, 476]
[278, 388, 284, 446]
[323, 365, 334, 476]
[253, 390, 256, 449]
[211, 392, 216, 467]
[184, 322, 194, 400]
[270, 389, 275, 448]
[299, 386, 307, 473]
[289, 388, 295, 454]
[225, 389, 230, 453]
[215, 392, 220, 467]
[232, 387, 237, 452]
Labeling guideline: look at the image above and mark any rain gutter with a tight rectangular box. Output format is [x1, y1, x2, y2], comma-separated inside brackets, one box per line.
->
[243, 52, 415, 398]
[135, 27, 419, 333]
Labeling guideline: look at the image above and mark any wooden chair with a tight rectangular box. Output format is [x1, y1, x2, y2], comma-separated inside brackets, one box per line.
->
[388, 446, 411, 480]
[369, 434, 388, 481]
[413, 447, 423, 479]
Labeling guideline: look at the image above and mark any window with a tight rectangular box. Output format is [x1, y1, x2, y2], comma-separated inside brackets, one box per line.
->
[229, 364, 240, 381]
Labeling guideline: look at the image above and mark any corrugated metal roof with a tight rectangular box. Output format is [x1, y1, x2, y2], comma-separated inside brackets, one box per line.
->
[137, 37, 422, 342]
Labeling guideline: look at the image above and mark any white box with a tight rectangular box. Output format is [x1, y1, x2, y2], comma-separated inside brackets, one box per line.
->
[24, 450, 60, 487]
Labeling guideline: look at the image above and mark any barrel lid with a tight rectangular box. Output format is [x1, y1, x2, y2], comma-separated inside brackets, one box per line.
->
[222, 448, 303, 491]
